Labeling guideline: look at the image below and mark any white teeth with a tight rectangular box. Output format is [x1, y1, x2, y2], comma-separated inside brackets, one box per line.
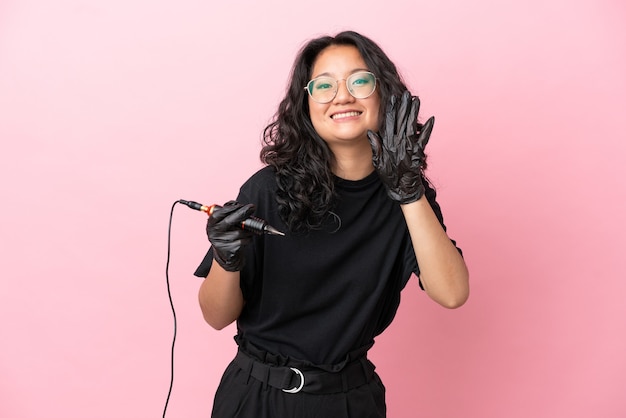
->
[332, 111, 360, 119]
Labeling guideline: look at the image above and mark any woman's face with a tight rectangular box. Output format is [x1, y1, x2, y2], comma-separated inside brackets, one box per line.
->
[307, 45, 380, 148]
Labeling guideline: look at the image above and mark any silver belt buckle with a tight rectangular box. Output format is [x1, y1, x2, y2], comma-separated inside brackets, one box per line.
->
[282, 367, 305, 393]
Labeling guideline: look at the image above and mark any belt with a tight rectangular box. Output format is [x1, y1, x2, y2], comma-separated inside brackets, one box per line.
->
[234, 349, 375, 394]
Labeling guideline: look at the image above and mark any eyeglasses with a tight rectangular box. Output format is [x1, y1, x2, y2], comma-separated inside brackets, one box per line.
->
[304, 71, 377, 104]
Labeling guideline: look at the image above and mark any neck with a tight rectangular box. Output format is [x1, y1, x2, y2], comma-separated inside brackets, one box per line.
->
[330, 141, 375, 181]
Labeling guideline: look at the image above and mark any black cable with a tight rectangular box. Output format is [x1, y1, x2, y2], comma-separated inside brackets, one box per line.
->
[163, 200, 180, 418]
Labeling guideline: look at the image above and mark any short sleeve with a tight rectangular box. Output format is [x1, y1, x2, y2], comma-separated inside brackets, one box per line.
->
[194, 247, 214, 278]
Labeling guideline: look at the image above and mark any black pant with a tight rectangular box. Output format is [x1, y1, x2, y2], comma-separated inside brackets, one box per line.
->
[210, 352, 387, 418]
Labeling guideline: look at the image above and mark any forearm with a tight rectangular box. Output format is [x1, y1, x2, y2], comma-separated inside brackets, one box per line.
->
[401, 197, 469, 308]
[198, 258, 244, 330]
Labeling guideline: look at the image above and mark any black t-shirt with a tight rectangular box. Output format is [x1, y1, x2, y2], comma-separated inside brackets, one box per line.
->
[195, 166, 457, 367]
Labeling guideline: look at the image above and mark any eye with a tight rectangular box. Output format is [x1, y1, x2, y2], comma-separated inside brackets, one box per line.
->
[349, 72, 374, 87]
[313, 78, 335, 91]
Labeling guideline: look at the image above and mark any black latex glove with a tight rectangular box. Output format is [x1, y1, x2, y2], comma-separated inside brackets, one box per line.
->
[367, 90, 435, 204]
[206, 200, 256, 272]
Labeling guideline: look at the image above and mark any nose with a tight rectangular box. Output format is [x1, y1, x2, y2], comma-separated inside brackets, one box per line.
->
[333, 79, 355, 103]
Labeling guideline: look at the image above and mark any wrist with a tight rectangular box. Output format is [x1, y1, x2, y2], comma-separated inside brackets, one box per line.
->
[212, 248, 243, 272]
[390, 183, 425, 205]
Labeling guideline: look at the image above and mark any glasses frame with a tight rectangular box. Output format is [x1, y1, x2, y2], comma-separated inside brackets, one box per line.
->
[304, 71, 377, 104]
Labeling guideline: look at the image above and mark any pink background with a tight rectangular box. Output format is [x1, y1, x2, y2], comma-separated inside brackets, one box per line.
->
[1, 0, 625, 417]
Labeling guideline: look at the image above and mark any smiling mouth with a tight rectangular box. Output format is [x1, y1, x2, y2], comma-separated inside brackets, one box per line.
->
[331, 111, 361, 120]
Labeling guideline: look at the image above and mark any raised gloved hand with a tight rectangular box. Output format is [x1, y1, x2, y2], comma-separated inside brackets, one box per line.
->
[367, 90, 435, 204]
[206, 200, 256, 272]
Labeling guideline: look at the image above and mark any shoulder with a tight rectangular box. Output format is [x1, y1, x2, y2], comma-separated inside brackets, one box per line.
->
[241, 166, 276, 189]
[239, 166, 277, 202]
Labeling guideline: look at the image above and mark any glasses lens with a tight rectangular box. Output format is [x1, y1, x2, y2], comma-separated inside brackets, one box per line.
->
[305, 72, 377, 103]
[307, 77, 338, 103]
[346, 72, 376, 99]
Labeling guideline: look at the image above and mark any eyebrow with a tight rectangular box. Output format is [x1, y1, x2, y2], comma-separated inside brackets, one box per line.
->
[312, 68, 371, 79]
